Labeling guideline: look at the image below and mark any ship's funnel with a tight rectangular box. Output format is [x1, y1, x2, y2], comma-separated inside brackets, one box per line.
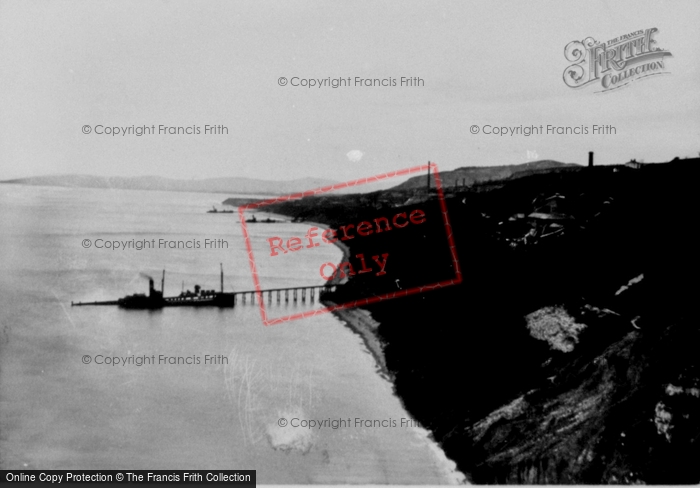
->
[149, 278, 155, 296]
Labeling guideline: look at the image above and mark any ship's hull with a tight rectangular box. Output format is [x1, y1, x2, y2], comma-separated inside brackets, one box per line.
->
[163, 293, 235, 308]
[116, 293, 235, 309]
[72, 266, 235, 310]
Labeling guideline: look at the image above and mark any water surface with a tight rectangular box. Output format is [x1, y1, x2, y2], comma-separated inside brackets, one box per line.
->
[0, 185, 463, 484]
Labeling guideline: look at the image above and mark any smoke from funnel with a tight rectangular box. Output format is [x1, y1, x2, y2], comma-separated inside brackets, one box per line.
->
[139, 273, 154, 280]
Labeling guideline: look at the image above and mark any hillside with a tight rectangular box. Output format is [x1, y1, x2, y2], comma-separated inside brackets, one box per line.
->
[262, 157, 700, 484]
[0, 174, 339, 196]
[392, 160, 581, 190]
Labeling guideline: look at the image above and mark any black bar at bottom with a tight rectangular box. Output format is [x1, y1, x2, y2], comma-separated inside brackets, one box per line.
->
[1, 470, 256, 485]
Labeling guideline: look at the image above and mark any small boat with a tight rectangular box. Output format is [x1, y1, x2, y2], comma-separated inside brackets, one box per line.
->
[207, 206, 234, 214]
[245, 215, 283, 223]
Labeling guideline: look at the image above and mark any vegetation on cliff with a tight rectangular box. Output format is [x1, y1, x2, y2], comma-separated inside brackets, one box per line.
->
[251, 158, 699, 484]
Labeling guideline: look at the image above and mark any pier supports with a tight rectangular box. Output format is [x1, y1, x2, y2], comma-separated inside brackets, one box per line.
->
[233, 286, 332, 306]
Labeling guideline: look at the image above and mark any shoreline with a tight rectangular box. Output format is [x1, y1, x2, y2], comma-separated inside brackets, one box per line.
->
[298, 220, 390, 378]
[321, 299, 389, 378]
[241, 208, 390, 376]
[243, 210, 464, 480]
[228, 160, 700, 483]
[312, 223, 466, 484]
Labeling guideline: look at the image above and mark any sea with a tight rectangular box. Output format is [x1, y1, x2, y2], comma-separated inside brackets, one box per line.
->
[0, 184, 465, 484]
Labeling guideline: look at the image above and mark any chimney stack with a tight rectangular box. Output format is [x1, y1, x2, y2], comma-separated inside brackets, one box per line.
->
[426, 161, 431, 190]
[149, 278, 155, 296]
[588, 151, 594, 167]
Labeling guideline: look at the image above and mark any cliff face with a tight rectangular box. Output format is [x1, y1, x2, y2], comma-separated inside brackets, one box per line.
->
[368, 160, 700, 484]
[260, 159, 700, 484]
[461, 310, 699, 484]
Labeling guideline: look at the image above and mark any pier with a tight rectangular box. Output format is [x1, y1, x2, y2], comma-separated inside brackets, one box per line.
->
[71, 284, 337, 307]
[232, 284, 336, 305]
[70, 265, 338, 309]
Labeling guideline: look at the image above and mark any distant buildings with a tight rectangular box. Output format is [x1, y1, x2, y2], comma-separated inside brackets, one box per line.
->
[625, 159, 646, 169]
[497, 192, 610, 246]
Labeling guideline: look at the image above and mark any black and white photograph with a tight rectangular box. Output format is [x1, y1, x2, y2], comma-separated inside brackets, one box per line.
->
[1, 0, 699, 485]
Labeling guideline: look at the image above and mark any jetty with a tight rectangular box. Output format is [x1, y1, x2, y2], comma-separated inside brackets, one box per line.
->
[230, 284, 337, 305]
[71, 265, 336, 309]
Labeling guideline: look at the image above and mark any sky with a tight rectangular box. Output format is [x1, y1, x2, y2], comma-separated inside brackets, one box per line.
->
[1, 0, 698, 182]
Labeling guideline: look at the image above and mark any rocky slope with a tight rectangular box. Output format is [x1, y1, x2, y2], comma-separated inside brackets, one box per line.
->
[457, 288, 699, 484]
[255, 158, 700, 484]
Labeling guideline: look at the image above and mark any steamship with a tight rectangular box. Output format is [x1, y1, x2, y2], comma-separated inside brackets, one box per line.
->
[71, 264, 235, 309]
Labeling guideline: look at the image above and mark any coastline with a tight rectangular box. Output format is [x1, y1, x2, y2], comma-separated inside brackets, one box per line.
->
[250, 211, 464, 482]
[239, 208, 389, 376]
[304, 220, 391, 379]
[312, 221, 466, 484]
[298, 219, 390, 378]
[322, 298, 389, 377]
[230, 160, 700, 483]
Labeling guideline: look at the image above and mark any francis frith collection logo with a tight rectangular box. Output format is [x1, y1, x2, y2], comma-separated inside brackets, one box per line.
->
[563, 28, 672, 93]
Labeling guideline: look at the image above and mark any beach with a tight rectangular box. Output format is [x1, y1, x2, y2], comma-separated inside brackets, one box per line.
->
[286, 218, 389, 377]
[236, 210, 389, 377]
